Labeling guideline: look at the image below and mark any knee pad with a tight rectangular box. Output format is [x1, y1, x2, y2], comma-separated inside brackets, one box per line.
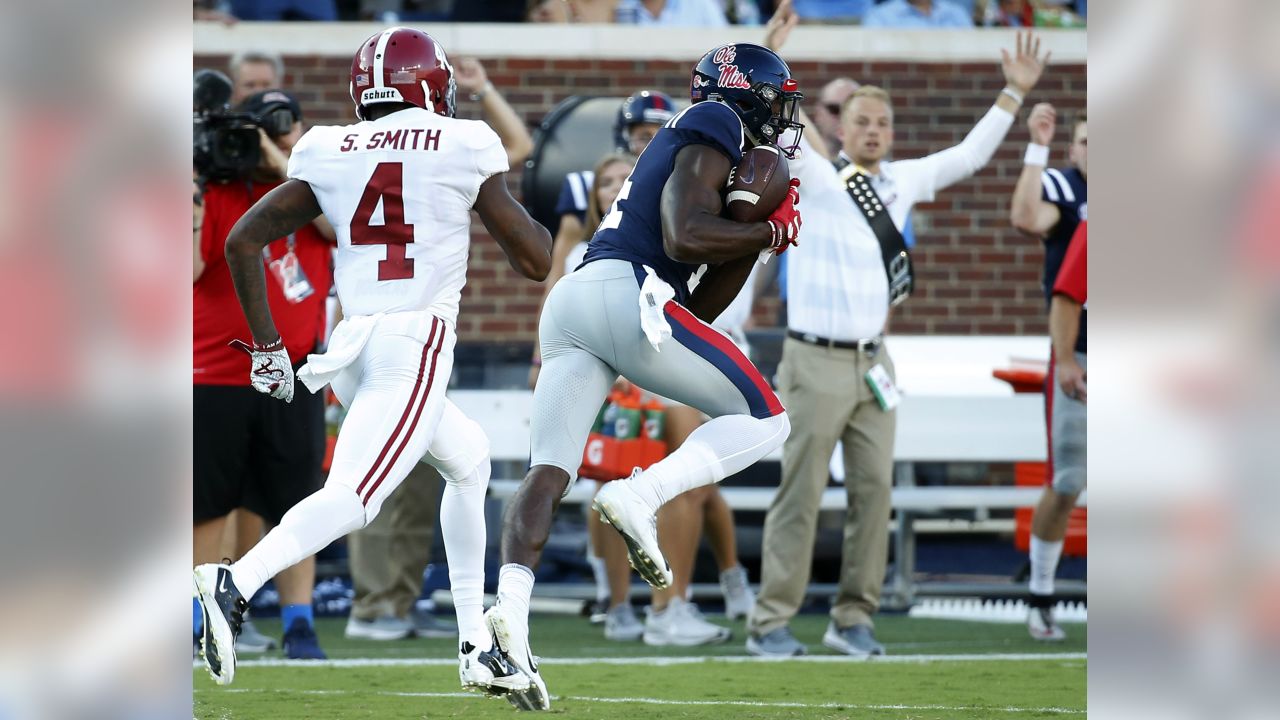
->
[432, 414, 491, 489]
[1052, 468, 1086, 496]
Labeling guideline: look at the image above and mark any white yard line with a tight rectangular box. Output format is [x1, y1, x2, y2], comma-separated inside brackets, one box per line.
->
[199, 687, 1085, 715]
[197, 651, 1085, 670]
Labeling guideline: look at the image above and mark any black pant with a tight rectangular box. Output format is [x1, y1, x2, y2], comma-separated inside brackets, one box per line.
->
[193, 381, 325, 525]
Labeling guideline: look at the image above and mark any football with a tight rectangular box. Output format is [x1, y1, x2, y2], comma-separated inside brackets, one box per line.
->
[723, 145, 791, 223]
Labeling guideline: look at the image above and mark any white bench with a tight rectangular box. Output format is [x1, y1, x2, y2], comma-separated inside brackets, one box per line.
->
[448, 336, 1086, 604]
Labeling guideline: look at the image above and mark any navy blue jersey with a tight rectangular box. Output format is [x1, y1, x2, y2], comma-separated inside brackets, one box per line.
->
[554, 170, 595, 224]
[581, 101, 745, 302]
[1039, 166, 1087, 302]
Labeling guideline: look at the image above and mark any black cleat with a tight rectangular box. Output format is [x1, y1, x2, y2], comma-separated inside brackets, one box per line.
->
[193, 563, 248, 685]
[459, 640, 530, 696]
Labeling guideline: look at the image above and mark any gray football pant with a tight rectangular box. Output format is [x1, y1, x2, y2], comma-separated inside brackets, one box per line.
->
[532, 259, 788, 488]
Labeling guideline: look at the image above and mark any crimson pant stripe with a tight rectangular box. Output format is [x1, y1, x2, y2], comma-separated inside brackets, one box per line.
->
[354, 317, 439, 498]
[361, 322, 446, 506]
[663, 300, 785, 418]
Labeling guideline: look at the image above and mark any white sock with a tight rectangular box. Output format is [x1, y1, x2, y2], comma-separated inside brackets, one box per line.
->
[439, 460, 492, 651]
[587, 553, 609, 603]
[232, 484, 367, 600]
[497, 563, 535, 622]
[1029, 535, 1064, 596]
[628, 412, 790, 512]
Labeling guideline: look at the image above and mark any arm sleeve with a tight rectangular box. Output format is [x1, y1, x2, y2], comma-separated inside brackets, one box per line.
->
[673, 102, 744, 163]
[892, 105, 1014, 204]
[1052, 222, 1088, 303]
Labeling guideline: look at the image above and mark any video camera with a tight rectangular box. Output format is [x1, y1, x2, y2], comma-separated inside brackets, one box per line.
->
[193, 69, 295, 182]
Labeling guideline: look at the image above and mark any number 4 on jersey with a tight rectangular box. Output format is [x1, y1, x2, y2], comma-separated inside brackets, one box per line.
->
[352, 162, 415, 281]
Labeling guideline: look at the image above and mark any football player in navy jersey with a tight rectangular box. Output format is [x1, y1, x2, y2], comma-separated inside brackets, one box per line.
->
[483, 44, 803, 708]
[1010, 104, 1087, 642]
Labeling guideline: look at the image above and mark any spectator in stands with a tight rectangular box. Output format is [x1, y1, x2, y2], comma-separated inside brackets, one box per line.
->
[194, 89, 332, 660]
[791, 0, 872, 23]
[748, 7, 1048, 657]
[810, 77, 860, 154]
[862, 0, 973, 28]
[615, 0, 759, 25]
[527, 0, 618, 23]
[977, 0, 1033, 27]
[1009, 104, 1087, 641]
[344, 58, 534, 641]
[229, 50, 284, 106]
[228, 0, 338, 20]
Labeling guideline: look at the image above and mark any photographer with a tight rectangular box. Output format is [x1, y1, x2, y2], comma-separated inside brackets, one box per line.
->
[193, 87, 333, 660]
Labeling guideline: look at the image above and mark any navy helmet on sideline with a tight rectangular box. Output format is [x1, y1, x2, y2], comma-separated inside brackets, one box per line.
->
[690, 43, 804, 157]
[614, 90, 677, 151]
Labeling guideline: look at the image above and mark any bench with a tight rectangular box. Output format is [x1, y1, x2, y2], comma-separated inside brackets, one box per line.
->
[448, 336, 1086, 605]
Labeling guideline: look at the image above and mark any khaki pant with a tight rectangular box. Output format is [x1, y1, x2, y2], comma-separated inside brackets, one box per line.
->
[751, 337, 896, 634]
[347, 462, 443, 621]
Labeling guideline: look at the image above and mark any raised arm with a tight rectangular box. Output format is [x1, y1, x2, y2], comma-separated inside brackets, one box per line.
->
[473, 174, 552, 281]
[1011, 103, 1063, 236]
[660, 145, 773, 264]
[224, 179, 322, 345]
[913, 31, 1048, 194]
[455, 58, 534, 166]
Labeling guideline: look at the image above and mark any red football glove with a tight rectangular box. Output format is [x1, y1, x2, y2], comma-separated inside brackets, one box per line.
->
[765, 178, 802, 256]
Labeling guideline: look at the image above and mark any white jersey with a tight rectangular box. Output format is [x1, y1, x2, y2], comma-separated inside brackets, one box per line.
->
[287, 107, 508, 323]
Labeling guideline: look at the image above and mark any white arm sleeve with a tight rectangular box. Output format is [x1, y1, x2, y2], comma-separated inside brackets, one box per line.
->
[897, 105, 1015, 203]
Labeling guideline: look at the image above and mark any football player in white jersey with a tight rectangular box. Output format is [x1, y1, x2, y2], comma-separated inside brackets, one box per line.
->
[193, 27, 551, 695]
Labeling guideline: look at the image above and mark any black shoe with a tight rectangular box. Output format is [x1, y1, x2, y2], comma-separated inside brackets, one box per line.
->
[459, 640, 531, 695]
[282, 618, 328, 659]
[193, 563, 248, 685]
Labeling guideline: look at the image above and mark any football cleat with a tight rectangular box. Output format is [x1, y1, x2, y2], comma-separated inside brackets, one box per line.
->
[1028, 605, 1067, 642]
[592, 474, 673, 590]
[485, 602, 550, 711]
[459, 640, 530, 695]
[193, 563, 248, 685]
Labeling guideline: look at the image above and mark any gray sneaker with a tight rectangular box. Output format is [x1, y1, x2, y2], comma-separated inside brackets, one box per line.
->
[719, 565, 755, 621]
[745, 626, 807, 657]
[235, 617, 277, 654]
[822, 622, 885, 658]
[344, 614, 414, 641]
[603, 603, 644, 641]
[411, 608, 458, 639]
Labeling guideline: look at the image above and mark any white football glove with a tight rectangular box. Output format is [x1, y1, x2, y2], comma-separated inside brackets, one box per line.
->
[230, 337, 295, 403]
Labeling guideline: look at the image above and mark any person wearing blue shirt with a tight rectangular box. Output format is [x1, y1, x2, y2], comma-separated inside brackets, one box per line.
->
[862, 0, 974, 28]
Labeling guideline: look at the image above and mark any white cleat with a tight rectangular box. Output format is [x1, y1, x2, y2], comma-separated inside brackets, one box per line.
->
[1028, 604, 1067, 642]
[458, 640, 530, 696]
[592, 475, 672, 590]
[485, 603, 550, 711]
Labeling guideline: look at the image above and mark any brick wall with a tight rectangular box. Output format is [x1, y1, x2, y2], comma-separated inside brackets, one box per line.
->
[195, 53, 1085, 342]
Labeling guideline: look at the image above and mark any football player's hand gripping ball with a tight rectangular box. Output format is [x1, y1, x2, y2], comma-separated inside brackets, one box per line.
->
[765, 178, 801, 255]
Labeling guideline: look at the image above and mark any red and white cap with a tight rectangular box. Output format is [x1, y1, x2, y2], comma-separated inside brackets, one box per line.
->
[349, 27, 456, 121]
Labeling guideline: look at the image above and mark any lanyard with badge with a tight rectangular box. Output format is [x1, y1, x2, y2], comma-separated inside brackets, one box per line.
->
[263, 234, 315, 303]
[832, 157, 908, 412]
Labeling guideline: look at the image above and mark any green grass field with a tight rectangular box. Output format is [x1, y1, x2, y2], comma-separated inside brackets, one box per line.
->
[194, 613, 1086, 719]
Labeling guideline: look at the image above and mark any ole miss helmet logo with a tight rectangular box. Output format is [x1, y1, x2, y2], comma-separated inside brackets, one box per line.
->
[712, 45, 751, 90]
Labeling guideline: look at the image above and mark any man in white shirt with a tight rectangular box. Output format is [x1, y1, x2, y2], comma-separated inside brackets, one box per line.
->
[748, 15, 1049, 657]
